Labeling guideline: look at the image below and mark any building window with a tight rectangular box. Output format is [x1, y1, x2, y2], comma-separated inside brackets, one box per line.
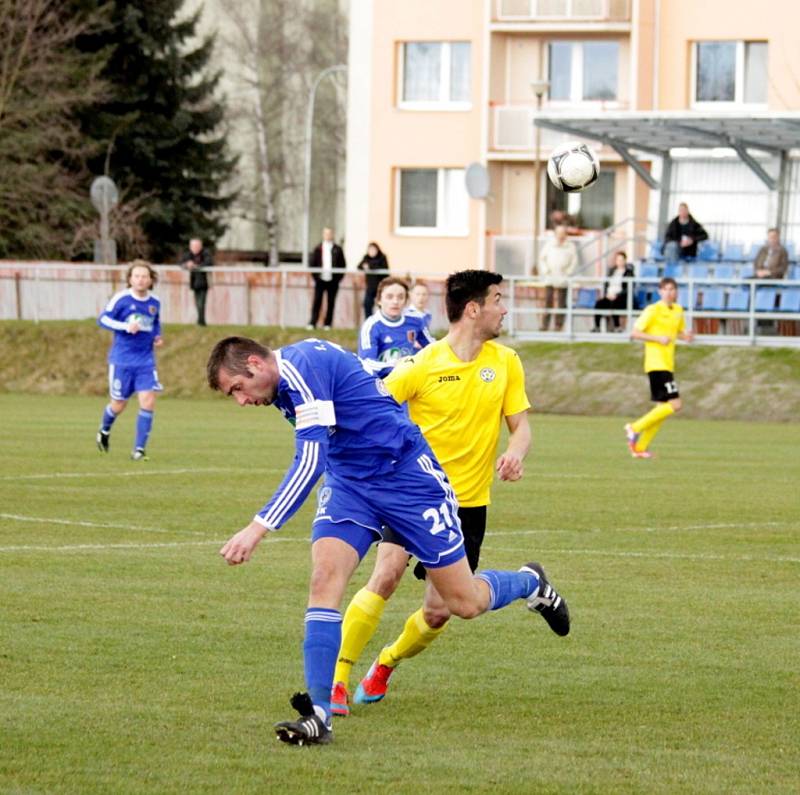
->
[546, 170, 615, 230]
[548, 41, 619, 103]
[694, 41, 767, 105]
[397, 168, 468, 236]
[401, 42, 471, 109]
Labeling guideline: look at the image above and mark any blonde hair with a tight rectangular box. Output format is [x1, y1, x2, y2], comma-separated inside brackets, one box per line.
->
[126, 260, 158, 287]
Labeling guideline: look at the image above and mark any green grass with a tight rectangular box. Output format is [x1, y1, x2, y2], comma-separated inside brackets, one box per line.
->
[1, 394, 799, 794]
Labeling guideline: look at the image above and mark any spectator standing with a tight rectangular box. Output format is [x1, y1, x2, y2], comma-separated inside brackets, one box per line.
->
[663, 203, 708, 262]
[537, 224, 578, 331]
[180, 238, 213, 326]
[357, 242, 388, 320]
[753, 228, 789, 279]
[308, 227, 346, 330]
[593, 251, 634, 332]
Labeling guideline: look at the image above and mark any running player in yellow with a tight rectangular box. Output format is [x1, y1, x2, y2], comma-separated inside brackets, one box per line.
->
[625, 277, 694, 458]
[331, 270, 568, 716]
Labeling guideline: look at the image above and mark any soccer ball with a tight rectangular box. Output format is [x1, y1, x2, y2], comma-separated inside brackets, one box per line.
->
[546, 141, 600, 193]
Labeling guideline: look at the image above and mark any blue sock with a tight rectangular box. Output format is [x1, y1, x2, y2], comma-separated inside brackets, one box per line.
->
[476, 569, 539, 611]
[100, 405, 118, 433]
[134, 409, 154, 451]
[303, 608, 342, 722]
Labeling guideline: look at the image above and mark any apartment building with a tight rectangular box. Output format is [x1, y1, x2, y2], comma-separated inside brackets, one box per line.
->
[345, 0, 800, 276]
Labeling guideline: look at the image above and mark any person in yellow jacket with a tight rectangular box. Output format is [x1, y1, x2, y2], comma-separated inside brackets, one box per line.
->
[625, 277, 694, 458]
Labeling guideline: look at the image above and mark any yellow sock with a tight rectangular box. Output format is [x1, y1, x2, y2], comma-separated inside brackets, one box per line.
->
[378, 608, 447, 668]
[632, 402, 674, 434]
[636, 418, 664, 452]
[334, 588, 386, 689]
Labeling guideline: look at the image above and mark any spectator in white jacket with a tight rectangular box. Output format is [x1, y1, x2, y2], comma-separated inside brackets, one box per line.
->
[537, 224, 578, 331]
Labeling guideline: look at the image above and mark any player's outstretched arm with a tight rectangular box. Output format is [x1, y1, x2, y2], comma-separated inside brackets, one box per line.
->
[496, 411, 531, 482]
[220, 520, 269, 566]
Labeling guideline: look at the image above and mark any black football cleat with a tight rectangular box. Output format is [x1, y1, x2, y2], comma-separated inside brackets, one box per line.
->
[96, 430, 110, 453]
[520, 562, 570, 637]
[274, 692, 332, 746]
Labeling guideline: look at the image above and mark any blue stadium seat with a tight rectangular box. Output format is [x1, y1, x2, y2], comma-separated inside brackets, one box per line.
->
[714, 263, 735, 281]
[575, 288, 598, 309]
[784, 241, 796, 261]
[678, 286, 692, 309]
[635, 288, 651, 309]
[686, 263, 710, 280]
[755, 287, 778, 312]
[789, 264, 800, 281]
[722, 243, 745, 261]
[649, 241, 664, 261]
[638, 262, 660, 279]
[698, 241, 721, 261]
[699, 288, 725, 311]
[739, 265, 755, 280]
[663, 263, 683, 279]
[727, 287, 750, 312]
[778, 287, 800, 313]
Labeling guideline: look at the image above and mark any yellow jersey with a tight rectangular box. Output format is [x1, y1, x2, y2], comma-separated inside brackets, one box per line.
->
[384, 339, 531, 507]
[634, 300, 686, 373]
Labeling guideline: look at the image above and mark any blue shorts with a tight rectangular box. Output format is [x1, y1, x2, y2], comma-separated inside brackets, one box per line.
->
[108, 364, 163, 400]
[311, 441, 466, 569]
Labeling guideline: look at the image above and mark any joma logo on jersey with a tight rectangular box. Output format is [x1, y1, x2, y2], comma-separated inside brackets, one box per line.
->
[438, 375, 461, 383]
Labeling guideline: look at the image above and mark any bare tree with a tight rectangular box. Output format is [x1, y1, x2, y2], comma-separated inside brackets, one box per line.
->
[0, 0, 108, 258]
[215, 0, 347, 261]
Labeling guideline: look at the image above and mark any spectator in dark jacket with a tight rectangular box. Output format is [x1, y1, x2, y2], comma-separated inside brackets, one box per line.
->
[593, 251, 634, 331]
[357, 242, 389, 320]
[663, 203, 708, 261]
[307, 227, 346, 330]
[753, 228, 789, 279]
[180, 238, 213, 326]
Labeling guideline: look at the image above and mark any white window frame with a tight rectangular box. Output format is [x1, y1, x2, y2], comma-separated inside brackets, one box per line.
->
[497, 0, 621, 20]
[691, 41, 768, 109]
[546, 40, 621, 107]
[398, 42, 472, 111]
[395, 168, 469, 237]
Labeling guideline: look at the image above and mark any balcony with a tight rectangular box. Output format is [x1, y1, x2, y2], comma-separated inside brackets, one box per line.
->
[495, 0, 630, 22]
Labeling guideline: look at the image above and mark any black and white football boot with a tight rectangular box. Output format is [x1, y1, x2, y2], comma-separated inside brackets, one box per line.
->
[96, 430, 110, 453]
[274, 692, 333, 746]
[520, 562, 570, 637]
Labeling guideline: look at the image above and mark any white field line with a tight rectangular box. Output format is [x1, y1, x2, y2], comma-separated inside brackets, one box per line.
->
[489, 521, 792, 536]
[0, 513, 207, 536]
[0, 535, 299, 553]
[0, 467, 287, 482]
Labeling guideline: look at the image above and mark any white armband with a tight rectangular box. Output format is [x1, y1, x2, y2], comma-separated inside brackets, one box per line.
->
[295, 400, 336, 430]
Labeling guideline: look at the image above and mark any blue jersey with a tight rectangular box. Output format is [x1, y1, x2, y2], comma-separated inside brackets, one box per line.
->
[406, 305, 433, 331]
[98, 289, 161, 367]
[358, 311, 433, 378]
[255, 339, 424, 531]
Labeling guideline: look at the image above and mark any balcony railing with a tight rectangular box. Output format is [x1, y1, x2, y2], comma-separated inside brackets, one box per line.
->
[496, 0, 631, 21]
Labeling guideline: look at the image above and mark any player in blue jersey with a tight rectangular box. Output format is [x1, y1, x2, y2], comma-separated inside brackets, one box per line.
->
[96, 261, 163, 460]
[407, 280, 433, 335]
[208, 335, 570, 746]
[358, 277, 433, 377]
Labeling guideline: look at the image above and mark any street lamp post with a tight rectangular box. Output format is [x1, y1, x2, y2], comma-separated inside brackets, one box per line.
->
[531, 80, 549, 276]
[301, 64, 347, 269]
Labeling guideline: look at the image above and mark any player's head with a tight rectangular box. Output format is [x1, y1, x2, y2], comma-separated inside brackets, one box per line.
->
[126, 260, 157, 294]
[189, 238, 203, 254]
[207, 336, 278, 407]
[377, 277, 409, 320]
[446, 270, 506, 338]
[658, 277, 678, 305]
[410, 281, 429, 310]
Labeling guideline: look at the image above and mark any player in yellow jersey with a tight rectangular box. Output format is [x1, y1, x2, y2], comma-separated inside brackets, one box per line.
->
[625, 277, 694, 458]
[331, 270, 568, 716]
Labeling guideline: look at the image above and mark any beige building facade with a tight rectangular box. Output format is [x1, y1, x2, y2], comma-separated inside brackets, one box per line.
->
[345, 0, 800, 276]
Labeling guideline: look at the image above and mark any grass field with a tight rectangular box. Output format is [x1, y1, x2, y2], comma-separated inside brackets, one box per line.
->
[1, 393, 798, 794]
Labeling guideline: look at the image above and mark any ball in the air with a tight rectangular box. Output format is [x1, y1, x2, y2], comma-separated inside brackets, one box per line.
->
[547, 141, 600, 193]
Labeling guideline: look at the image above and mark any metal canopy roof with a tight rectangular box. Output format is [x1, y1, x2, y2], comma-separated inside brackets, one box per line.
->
[534, 111, 800, 190]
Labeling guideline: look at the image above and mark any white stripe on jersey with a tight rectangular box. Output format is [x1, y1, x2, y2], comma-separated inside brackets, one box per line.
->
[417, 453, 461, 531]
[277, 353, 315, 403]
[262, 440, 320, 528]
[359, 313, 383, 349]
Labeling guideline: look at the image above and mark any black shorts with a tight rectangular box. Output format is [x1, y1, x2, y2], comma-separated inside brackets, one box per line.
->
[380, 505, 487, 581]
[648, 370, 679, 402]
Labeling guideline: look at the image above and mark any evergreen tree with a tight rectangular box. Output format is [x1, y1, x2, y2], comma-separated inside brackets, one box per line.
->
[78, 0, 236, 262]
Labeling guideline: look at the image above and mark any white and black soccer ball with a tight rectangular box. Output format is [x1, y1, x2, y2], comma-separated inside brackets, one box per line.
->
[547, 141, 600, 193]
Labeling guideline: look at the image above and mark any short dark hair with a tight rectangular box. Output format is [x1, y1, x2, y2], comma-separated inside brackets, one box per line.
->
[207, 336, 271, 391]
[377, 276, 409, 301]
[126, 260, 157, 287]
[445, 270, 503, 322]
[614, 251, 627, 261]
[659, 276, 677, 289]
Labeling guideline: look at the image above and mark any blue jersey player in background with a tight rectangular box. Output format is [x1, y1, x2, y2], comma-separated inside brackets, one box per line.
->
[96, 261, 163, 460]
[358, 277, 433, 377]
[208, 336, 569, 747]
